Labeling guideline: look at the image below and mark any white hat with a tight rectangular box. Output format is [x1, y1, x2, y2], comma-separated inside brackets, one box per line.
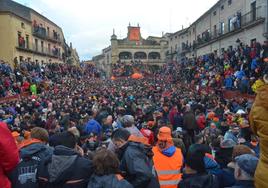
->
[176, 127, 183, 132]
[236, 109, 246, 115]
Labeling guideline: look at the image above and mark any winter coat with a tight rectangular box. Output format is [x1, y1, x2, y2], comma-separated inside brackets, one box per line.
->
[249, 84, 268, 188]
[228, 180, 254, 188]
[224, 77, 233, 89]
[183, 111, 198, 130]
[9, 141, 53, 188]
[87, 174, 133, 188]
[178, 173, 219, 188]
[0, 122, 19, 188]
[37, 145, 93, 188]
[118, 141, 159, 188]
[196, 114, 206, 130]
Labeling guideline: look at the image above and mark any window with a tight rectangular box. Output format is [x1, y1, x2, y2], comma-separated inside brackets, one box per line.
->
[220, 22, 225, 34]
[213, 25, 217, 36]
[251, 2, 257, 21]
[213, 11, 217, 16]
[251, 38, 256, 46]
[17, 31, 21, 46]
[48, 43, 51, 53]
[26, 35, 29, 49]
[18, 31, 25, 48]
[175, 36, 177, 39]
[175, 44, 177, 50]
[41, 41, 44, 53]
[228, 18, 232, 31]
[228, 0, 232, 5]
[35, 39, 38, 51]
[21, 22, 25, 28]
[47, 27, 50, 36]
[221, 5, 224, 10]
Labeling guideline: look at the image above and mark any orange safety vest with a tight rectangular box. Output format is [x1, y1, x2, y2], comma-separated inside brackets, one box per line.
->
[152, 146, 183, 188]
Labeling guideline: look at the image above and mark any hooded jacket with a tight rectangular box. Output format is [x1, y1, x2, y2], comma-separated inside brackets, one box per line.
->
[87, 174, 133, 188]
[249, 84, 268, 188]
[118, 141, 159, 188]
[183, 111, 198, 130]
[178, 173, 219, 188]
[9, 141, 53, 188]
[37, 145, 93, 188]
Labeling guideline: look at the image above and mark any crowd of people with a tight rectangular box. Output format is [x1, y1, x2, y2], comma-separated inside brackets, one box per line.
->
[0, 40, 268, 188]
[0, 59, 100, 98]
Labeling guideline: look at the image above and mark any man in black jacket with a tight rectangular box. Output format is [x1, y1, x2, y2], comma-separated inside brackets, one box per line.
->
[111, 128, 159, 188]
[178, 149, 219, 188]
[37, 131, 93, 188]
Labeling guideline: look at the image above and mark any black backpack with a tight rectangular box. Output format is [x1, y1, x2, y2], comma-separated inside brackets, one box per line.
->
[10, 146, 52, 188]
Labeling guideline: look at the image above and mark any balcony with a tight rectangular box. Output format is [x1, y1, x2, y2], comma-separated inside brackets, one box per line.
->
[16, 43, 61, 59]
[47, 32, 61, 43]
[147, 60, 164, 64]
[194, 6, 265, 49]
[32, 26, 61, 43]
[181, 44, 191, 53]
[33, 26, 47, 39]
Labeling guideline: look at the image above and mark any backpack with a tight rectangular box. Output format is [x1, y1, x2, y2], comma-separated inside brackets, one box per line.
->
[10, 145, 52, 188]
[10, 155, 41, 188]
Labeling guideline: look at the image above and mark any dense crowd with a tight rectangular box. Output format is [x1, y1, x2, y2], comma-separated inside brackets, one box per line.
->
[0, 40, 268, 188]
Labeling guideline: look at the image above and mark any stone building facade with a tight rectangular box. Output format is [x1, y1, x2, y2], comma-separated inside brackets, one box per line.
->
[92, 24, 168, 76]
[0, 0, 73, 67]
[167, 0, 268, 62]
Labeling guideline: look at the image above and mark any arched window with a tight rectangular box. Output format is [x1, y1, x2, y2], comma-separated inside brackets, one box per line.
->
[119, 51, 132, 60]
[148, 52, 161, 59]
[134, 52, 147, 59]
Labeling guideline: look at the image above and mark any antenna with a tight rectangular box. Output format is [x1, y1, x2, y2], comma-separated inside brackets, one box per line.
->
[169, 8, 172, 32]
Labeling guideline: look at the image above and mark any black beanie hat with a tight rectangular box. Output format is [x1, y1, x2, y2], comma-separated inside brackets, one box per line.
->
[185, 150, 206, 173]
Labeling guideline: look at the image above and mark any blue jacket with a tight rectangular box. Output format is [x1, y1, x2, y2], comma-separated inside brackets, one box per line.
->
[224, 77, 233, 88]
[251, 59, 258, 70]
[236, 70, 245, 80]
[84, 119, 102, 137]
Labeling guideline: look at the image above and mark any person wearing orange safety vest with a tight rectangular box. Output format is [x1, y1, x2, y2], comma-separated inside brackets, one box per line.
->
[152, 126, 183, 188]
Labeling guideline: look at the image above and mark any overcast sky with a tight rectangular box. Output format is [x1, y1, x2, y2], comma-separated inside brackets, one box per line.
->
[14, 0, 218, 60]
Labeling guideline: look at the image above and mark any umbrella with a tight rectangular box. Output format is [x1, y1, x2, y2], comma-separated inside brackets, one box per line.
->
[131, 73, 143, 79]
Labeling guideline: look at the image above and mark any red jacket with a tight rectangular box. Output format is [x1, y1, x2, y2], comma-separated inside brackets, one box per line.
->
[196, 114, 206, 130]
[0, 122, 19, 188]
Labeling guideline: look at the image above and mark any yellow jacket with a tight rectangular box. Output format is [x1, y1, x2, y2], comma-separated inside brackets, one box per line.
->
[249, 84, 268, 188]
